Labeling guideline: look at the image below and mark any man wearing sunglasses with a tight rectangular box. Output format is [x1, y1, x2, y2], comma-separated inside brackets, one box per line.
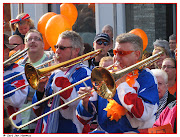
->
[19, 29, 54, 133]
[76, 33, 159, 133]
[88, 33, 111, 70]
[9, 35, 25, 51]
[32, 30, 92, 133]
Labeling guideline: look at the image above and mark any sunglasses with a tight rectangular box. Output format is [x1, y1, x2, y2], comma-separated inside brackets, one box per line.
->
[113, 50, 135, 56]
[96, 41, 109, 46]
[54, 45, 73, 50]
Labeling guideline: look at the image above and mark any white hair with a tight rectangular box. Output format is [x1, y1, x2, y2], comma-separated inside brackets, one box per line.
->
[151, 69, 168, 83]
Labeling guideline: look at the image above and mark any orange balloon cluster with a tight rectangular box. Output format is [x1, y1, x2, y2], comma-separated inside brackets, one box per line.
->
[45, 15, 72, 52]
[129, 28, 148, 51]
[37, 12, 57, 50]
[60, 3, 78, 27]
[37, 3, 78, 52]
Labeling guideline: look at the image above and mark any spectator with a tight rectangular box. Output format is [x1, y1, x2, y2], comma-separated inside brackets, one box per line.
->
[152, 46, 169, 69]
[151, 69, 176, 120]
[9, 35, 25, 51]
[99, 56, 113, 68]
[8, 35, 25, 63]
[153, 100, 176, 133]
[102, 25, 114, 56]
[76, 33, 159, 133]
[162, 58, 176, 98]
[9, 13, 34, 43]
[153, 39, 172, 57]
[4, 33, 28, 133]
[88, 33, 111, 69]
[169, 34, 176, 58]
[19, 29, 54, 133]
[33, 30, 92, 133]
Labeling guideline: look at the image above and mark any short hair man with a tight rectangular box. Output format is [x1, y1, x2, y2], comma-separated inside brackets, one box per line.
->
[169, 34, 176, 58]
[9, 35, 25, 51]
[88, 33, 111, 69]
[76, 33, 159, 133]
[32, 30, 92, 133]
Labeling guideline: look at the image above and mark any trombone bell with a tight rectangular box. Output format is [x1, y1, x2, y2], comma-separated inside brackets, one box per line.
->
[25, 63, 40, 90]
[91, 67, 116, 99]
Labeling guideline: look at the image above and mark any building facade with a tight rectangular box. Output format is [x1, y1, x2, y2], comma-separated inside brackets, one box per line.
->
[3, 3, 176, 52]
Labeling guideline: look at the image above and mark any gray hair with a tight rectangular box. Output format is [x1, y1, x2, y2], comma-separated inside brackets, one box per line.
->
[151, 69, 168, 83]
[169, 34, 176, 41]
[59, 30, 84, 56]
[116, 33, 143, 59]
[153, 39, 172, 57]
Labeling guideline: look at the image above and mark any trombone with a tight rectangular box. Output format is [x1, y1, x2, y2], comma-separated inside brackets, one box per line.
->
[25, 49, 102, 90]
[3, 48, 29, 67]
[4, 58, 54, 83]
[4, 49, 101, 96]
[3, 59, 54, 97]
[9, 51, 163, 130]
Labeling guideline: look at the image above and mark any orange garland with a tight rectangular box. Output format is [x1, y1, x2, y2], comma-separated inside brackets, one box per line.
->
[103, 99, 127, 122]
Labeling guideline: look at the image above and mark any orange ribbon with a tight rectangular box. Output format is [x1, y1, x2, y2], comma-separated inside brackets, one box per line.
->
[126, 69, 139, 87]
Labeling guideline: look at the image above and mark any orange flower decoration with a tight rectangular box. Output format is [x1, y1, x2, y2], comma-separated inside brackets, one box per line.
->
[104, 99, 127, 122]
[126, 69, 139, 87]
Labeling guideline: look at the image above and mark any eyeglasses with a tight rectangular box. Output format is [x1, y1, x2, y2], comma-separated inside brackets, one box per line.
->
[26, 37, 42, 42]
[96, 41, 109, 46]
[162, 65, 175, 69]
[54, 45, 73, 50]
[113, 50, 135, 56]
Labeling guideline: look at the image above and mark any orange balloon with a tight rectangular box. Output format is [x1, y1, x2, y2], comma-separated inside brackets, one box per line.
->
[37, 12, 57, 35]
[45, 14, 72, 52]
[42, 34, 50, 50]
[60, 3, 78, 27]
[129, 28, 148, 51]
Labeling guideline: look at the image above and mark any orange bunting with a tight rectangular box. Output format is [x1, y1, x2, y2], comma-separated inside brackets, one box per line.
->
[103, 99, 127, 122]
[126, 69, 139, 87]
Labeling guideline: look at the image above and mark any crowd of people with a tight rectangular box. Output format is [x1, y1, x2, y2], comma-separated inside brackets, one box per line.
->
[3, 12, 177, 134]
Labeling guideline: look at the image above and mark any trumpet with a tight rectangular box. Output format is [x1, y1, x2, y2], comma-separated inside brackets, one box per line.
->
[3, 48, 29, 67]
[9, 51, 163, 130]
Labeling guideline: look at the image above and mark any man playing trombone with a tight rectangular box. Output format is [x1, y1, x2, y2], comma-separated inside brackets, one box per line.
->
[76, 33, 159, 133]
[3, 34, 28, 133]
[32, 31, 92, 133]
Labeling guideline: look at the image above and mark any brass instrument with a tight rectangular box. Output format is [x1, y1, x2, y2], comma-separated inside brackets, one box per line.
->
[4, 58, 54, 83]
[91, 51, 163, 99]
[3, 59, 54, 97]
[9, 51, 163, 130]
[3, 48, 29, 67]
[25, 49, 102, 90]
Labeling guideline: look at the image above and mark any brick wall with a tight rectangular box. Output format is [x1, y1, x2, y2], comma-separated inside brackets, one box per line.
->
[125, 4, 168, 52]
